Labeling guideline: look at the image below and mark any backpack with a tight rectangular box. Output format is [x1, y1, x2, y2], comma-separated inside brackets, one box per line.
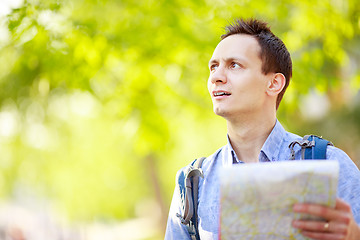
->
[175, 157, 206, 240]
[176, 135, 333, 240]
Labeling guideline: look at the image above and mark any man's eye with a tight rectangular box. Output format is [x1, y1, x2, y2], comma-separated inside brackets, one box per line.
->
[210, 64, 218, 71]
[230, 62, 241, 69]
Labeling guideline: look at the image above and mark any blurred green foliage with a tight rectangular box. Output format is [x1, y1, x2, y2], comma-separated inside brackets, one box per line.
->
[0, 0, 360, 238]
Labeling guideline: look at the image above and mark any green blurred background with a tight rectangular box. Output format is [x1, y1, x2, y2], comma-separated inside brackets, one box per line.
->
[0, 0, 359, 239]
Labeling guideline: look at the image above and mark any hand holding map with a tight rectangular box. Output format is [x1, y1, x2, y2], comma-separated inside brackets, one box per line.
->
[219, 160, 339, 240]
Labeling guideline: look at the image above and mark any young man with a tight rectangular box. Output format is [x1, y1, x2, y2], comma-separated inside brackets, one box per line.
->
[165, 18, 360, 240]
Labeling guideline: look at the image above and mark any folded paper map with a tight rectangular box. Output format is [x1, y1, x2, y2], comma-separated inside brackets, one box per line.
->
[219, 160, 339, 240]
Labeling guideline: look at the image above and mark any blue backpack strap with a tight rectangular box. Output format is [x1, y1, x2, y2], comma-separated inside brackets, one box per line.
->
[176, 157, 205, 240]
[289, 135, 333, 160]
[303, 135, 333, 159]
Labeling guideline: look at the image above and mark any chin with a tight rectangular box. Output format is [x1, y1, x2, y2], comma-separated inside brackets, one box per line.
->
[213, 107, 229, 117]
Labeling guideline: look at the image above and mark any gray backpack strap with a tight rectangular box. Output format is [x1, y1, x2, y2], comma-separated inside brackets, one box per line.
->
[289, 137, 314, 160]
[176, 157, 206, 240]
[191, 157, 206, 225]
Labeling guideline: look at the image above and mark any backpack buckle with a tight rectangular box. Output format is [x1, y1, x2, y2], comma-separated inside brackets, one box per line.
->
[289, 139, 314, 160]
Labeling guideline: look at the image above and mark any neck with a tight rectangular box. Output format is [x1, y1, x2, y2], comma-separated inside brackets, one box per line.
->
[226, 111, 276, 163]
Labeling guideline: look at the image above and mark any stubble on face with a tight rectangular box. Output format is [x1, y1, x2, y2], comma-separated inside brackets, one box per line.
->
[208, 34, 268, 121]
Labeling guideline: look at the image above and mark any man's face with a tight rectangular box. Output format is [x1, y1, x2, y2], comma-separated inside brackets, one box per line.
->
[207, 34, 271, 119]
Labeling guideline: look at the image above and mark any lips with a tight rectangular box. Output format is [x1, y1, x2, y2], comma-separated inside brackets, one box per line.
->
[212, 90, 231, 97]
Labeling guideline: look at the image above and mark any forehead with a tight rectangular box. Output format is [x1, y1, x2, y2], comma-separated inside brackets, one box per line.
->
[211, 34, 261, 62]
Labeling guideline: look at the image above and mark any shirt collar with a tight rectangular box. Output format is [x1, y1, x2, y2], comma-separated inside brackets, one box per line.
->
[226, 120, 286, 164]
[226, 135, 240, 164]
[260, 120, 286, 162]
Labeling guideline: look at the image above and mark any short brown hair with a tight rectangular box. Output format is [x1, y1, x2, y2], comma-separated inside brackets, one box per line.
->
[221, 18, 292, 109]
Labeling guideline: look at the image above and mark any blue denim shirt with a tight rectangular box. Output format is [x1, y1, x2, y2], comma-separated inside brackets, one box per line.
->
[165, 121, 360, 239]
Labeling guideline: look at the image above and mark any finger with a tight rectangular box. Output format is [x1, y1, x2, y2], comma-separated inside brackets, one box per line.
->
[335, 198, 352, 212]
[300, 230, 345, 240]
[293, 203, 350, 223]
[292, 220, 348, 233]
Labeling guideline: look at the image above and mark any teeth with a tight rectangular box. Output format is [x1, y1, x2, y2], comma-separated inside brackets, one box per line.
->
[214, 92, 229, 96]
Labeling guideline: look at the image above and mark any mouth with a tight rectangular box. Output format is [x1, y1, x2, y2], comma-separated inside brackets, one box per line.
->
[213, 91, 231, 97]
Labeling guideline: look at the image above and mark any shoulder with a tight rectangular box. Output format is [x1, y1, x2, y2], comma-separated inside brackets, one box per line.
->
[325, 145, 360, 177]
[177, 145, 226, 171]
[326, 145, 350, 159]
[326, 145, 358, 168]
[326, 145, 360, 223]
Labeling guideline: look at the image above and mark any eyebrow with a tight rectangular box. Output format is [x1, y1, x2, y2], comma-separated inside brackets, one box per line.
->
[208, 57, 248, 66]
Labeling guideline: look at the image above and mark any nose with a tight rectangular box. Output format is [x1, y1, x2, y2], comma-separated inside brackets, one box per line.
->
[209, 66, 227, 84]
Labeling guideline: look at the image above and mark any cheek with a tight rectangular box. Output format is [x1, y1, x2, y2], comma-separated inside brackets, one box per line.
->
[207, 79, 212, 93]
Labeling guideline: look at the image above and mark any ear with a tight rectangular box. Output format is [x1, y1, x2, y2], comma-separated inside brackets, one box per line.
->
[266, 73, 286, 97]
